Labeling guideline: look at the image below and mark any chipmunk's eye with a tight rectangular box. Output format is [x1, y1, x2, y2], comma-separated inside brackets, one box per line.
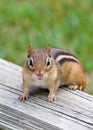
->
[30, 58, 33, 66]
[46, 58, 51, 67]
[47, 60, 50, 66]
[28, 58, 34, 68]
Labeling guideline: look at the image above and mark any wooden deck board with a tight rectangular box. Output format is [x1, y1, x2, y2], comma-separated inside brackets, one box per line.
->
[0, 58, 93, 130]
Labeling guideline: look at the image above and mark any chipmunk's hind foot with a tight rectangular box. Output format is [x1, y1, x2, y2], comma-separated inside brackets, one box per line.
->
[68, 85, 83, 91]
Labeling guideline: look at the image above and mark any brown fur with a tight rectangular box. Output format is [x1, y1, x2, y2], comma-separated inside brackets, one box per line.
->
[18, 45, 87, 102]
[58, 62, 86, 90]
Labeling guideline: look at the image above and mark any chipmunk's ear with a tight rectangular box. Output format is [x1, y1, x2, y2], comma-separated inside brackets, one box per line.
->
[45, 45, 51, 57]
[28, 44, 33, 58]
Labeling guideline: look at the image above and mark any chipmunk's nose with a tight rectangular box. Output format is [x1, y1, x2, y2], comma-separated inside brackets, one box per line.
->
[36, 71, 43, 80]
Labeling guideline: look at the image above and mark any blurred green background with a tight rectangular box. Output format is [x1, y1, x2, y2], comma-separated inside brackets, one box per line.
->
[0, 0, 93, 94]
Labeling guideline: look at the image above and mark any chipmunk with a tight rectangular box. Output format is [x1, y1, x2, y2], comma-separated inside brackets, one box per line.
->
[18, 45, 87, 102]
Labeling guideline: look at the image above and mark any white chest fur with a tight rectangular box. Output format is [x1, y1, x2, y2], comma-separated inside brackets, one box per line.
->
[31, 80, 48, 88]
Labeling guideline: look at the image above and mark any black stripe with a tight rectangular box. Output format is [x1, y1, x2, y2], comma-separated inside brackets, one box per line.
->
[58, 58, 78, 65]
[54, 51, 77, 60]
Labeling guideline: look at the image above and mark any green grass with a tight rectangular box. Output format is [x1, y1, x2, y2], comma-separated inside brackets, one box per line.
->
[0, 0, 93, 94]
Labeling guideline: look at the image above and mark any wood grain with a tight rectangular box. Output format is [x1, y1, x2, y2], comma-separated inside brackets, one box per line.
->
[0, 59, 93, 130]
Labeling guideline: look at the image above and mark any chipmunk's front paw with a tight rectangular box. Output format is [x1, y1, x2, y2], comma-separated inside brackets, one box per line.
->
[18, 93, 30, 102]
[48, 94, 56, 102]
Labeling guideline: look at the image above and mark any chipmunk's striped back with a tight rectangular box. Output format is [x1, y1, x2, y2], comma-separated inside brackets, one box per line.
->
[51, 48, 80, 65]
[19, 45, 87, 102]
[51, 48, 86, 91]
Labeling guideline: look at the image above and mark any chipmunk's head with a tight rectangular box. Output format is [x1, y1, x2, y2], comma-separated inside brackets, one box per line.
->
[27, 45, 53, 81]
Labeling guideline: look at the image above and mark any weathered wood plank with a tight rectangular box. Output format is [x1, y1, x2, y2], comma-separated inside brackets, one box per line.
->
[0, 103, 56, 130]
[0, 88, 92, 130]
[0, 58, 93, 130]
